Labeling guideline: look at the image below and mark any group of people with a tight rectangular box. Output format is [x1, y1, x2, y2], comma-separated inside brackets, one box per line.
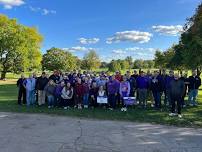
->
[17, 69, 201, 118]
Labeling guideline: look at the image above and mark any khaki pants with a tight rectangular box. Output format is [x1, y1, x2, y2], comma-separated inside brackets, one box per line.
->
[38, 90, 46, 105]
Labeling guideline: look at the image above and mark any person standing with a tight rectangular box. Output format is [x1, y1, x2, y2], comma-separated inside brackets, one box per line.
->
[136, 71, 149, 108]
[17, 74, 26, 105]
[151, 71, 162, 109]
[23, 74, 36, 106]
[61, 82, 74, 109]
[74, 78, 84, 109]
[83, 77, 90, 108]
[107, 75, 119, 110]
[120, 75, 130, 111]
[164, 70, 174, 106]
[188, 70, 201, 106]
[169, 73, 185, 118]
[89, 82, 98, 108]
[36, 72, 49, 106]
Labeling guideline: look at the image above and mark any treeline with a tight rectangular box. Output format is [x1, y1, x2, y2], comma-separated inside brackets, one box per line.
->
[154, 3, 202, 72]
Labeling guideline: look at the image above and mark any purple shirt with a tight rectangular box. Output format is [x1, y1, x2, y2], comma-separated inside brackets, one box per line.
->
[136, 76, 149, 89]
[107, 80, 120, 94]
[55, 85, 64, 97]
[119, 81, 130, 96]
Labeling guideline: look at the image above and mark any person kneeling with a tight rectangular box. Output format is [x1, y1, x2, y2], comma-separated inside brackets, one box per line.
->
[61, 82, 74, 110]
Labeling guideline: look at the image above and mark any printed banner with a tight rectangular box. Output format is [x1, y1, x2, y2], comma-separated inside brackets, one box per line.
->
[97, 97, 108, 104]
[123, 97, 136, 105]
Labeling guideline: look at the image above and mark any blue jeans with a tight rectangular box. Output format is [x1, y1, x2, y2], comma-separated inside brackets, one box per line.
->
[152, 91, 161, 108]
[188, 89, 198, 105]
[26, 90, 35, 106]
[83, 94, 89, 106]
[47, 95, 55, 106]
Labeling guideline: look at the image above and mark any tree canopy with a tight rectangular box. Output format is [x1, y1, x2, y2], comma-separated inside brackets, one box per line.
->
[0, 14, 43, 79]
[42, 47, 79, 71]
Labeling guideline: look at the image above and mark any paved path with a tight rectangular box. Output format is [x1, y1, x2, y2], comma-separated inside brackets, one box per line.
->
[0, 112, 202, 152]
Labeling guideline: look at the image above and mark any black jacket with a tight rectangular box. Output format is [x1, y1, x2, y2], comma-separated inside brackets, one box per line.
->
[37, 76, 49, 90]
[151, 75, 163, 92]
[169, 79, 185, 98]
[188, 76, 201, 90]
[17, 78, 26, 89]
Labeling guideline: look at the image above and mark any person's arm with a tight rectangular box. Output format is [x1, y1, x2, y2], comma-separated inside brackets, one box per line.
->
[17, 79, 20, 87]
[127, 82, 130, 96]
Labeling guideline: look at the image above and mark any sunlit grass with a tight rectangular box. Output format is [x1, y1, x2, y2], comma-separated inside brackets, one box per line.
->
[0, 79, 202, 127]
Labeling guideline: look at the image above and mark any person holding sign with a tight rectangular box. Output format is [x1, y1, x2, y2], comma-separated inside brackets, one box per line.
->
[97, 85, 108, 107]
[120, 75, 130, 112]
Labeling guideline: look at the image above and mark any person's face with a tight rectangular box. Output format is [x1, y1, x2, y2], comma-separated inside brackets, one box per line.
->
[50, 80, 54, 85]
[174, 74, 179, 80]
[154, 72, 158, 77]
[140, 72, 144, 77]
[78, 79, 81, 84]
[64, 76, 68, 80]
[100, 86, 103, 90]
[61, 81, 65, 86]
[134, 71, 137, 75]
[42, 74, 45, 78]
[92, 82, 97, 88]
[21, 74, 25, 79]
[67, 83, 71, 88]
[192, 70, 197, 76]
[123, 76, 127, 81]
[169, 71, 174, 76]
[111, 75, 115, 81]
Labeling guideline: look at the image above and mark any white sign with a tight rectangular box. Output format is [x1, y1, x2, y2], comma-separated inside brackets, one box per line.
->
[97, 97, 108, 104]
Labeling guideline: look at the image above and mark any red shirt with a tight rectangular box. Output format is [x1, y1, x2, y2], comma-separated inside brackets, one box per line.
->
[74, 83, 84, 96]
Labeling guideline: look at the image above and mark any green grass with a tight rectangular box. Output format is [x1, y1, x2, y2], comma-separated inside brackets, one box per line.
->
[0, 79, 202, 128]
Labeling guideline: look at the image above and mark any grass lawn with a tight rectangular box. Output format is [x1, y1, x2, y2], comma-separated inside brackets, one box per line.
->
[0, 79, 202, 128]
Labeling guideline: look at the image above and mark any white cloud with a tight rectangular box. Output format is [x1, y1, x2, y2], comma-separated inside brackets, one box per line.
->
[0, 0, 25, 9]
[152, 25, 183, 36]
[29, 6, 56, 15]
[63, 46, 96, 53]
[78, 38, 100, 45]
[106, 30, 152, 44]
[112, 49, 126, 55]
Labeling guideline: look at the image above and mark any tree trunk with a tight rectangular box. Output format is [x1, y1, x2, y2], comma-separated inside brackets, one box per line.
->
[1, 71, 6, 80]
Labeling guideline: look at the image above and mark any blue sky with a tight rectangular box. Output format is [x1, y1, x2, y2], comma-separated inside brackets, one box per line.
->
[0, 0, 201, 62]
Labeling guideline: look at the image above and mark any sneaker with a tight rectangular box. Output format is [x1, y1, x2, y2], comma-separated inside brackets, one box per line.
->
[121, 107, 124, 112]
[109, 108, 113, 111]
[178, 114, 182, 118]
[64, 107, 68, 110]
[78, 105, 82, 109]
[121, 107, 127, 112]
[182, 105, 186, 108]
[189, 103, 194, 106]
[48, 106, 51, 109]
[169, 113, 176, 117]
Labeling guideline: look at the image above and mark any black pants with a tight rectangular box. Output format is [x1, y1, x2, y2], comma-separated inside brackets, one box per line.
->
[108, 94, 116, 109]
[18, 88, 26, 105]
[171, 96, 182, 114]
[90, 97, 97, 107]
[62, 98, 73, 107]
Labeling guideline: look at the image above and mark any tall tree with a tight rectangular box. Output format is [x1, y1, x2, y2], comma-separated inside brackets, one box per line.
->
[0, 14, 43, 79]
[180, 3, 202, 69]
[42, 47, 78, 71]
[81, 50, 101, 70]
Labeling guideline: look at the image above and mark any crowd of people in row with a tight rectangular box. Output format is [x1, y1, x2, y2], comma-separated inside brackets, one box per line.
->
[17, 69, 201, 118]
